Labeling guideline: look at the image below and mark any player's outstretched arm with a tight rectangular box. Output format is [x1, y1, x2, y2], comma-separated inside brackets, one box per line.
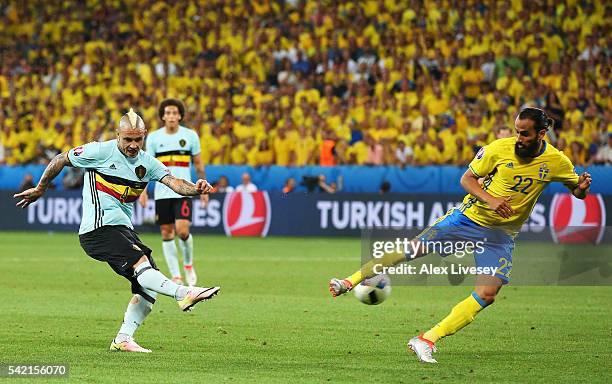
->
[14, 152, 72, 208]
[159, 174, 212, 196]
[571, 172, 591, 200]
[192, 153, 209, 207]
[138, 190, 149, 208]
[460, 168, 515, 219]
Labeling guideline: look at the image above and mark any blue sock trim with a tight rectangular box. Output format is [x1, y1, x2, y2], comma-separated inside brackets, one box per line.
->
[471, 291, 489, 308]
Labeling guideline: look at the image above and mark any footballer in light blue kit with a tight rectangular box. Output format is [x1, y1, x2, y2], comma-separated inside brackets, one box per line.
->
[139, 99, 207, 287]
[14, 109, 220, 353]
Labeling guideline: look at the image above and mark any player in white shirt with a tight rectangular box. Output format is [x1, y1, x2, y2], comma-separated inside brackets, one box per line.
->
[139, 99, 207, 286]
[235, 172, 258, 192]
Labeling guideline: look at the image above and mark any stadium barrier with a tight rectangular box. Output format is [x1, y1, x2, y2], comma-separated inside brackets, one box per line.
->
[1, 190, 610, 243]
[1, 165, 611, 194]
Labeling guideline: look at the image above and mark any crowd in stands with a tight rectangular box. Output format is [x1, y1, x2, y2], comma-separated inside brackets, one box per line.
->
[0, 0, 610, 167]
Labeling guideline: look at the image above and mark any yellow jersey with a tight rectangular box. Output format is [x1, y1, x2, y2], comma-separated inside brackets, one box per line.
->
[459, 137, 579, 234]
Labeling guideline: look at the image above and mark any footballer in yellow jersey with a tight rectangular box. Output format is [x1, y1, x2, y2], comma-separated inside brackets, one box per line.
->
[328, 108, 592, 363]
[460, 135, 580, 234]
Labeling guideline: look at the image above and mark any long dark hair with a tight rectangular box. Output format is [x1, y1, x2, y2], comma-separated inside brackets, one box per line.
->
[518, 107, 553, 132]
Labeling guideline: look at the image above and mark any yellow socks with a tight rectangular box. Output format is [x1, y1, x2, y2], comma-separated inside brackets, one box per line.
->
[346, 251, 407, 286]
[346, 270, 363, 287]
[423, 292, 489, 343]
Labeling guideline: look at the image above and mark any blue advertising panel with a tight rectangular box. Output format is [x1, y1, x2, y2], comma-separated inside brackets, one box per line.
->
[1, 191, 610, 243]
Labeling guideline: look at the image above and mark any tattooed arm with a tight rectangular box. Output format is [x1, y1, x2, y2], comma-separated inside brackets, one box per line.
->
[192, 153, 210, 207]
[14, 152, 72, 208]
[159, 174, 213, 196]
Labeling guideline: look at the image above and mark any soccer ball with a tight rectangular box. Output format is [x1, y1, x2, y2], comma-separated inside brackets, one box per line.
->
[353, 274, 391, 305]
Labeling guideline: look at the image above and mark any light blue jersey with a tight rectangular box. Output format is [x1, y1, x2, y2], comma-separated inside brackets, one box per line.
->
[145, 126, 200, 200]
[68, 140, 169, 234]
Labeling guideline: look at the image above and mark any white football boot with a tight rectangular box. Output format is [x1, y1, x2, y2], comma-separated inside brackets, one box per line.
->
[328, 278, 353, 297]
[408, 335, 438, 364]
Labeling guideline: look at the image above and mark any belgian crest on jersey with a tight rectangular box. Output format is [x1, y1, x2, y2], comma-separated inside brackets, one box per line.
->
[135, 165, 146, 179]
[539, 163, 549, 180]
[179, 139, 186, 147]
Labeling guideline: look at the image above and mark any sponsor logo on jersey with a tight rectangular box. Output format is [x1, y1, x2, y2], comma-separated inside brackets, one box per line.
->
[73, 146, 84, 156]
[550, 193, 606, 244]
[222, 192, 271, 237]
[475, 147, 485, 160]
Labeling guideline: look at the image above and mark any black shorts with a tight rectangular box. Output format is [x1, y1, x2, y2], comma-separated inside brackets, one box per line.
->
[155, 198, 192, 225]
[79, 225, 159, 303]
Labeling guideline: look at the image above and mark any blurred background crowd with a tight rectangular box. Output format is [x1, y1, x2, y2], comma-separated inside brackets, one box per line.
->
[0, 0, 610, 167]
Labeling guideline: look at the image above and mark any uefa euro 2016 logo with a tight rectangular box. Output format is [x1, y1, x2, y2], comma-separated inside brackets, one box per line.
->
[538, 163, 550, 180]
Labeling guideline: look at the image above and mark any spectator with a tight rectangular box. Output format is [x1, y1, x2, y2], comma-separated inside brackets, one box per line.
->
[255, 140, 274, 167]
[365, 135, 383, 165]
[317, 174, 336, 194]
[19, 173, 35, 192]
[235, 173, 257, 192]
[395, 140, 414, 167]
[273, 128, 294, 166]
[319, 131, 336, 166]
[556, 137, 571, 158]
[379, 181, 391, 195]
[0, 1, 608, 169]
[578, 34, 601, 61]
[292, 51, 310, 74]
[568, 141, 586, 166]
[593, 134, 612, 165]
[544, 91, 564, 129]
[214, 176, 234, 193]
[63, 167, 84, 190]
[282, 178, 296, 194]
[495, 126, 513, 139]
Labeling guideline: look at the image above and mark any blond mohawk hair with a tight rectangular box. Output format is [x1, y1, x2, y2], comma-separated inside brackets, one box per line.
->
[127, 108, 139, 128]
[119, 108, 145, 131]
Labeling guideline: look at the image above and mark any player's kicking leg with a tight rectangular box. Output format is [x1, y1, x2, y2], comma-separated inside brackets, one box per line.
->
[329, 239, 427, 297]
[111, 258, 220, 353]
[80, 226, 220, 352]
[409, 275, 502, 363]
[133, 255, 219, 312]
[329, 208, 464, 297]
[176, 219, 197, 286]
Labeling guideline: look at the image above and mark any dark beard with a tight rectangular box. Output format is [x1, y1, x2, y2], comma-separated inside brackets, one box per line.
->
[515, 140, 542, 158]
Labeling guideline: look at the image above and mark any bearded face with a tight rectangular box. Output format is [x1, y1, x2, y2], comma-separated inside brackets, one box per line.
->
[514, 118, 545, 158]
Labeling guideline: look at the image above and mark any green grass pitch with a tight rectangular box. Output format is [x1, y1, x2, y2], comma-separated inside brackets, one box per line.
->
[0, 232, 610, 383]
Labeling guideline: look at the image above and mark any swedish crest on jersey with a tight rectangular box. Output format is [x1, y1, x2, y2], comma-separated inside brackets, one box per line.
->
[135, 165, 146, 179]
[179, 139, 187, 147]
[539, 163, 549, 180]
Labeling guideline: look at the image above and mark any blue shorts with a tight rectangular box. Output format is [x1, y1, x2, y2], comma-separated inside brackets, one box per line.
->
[416, 209, 514, 283]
